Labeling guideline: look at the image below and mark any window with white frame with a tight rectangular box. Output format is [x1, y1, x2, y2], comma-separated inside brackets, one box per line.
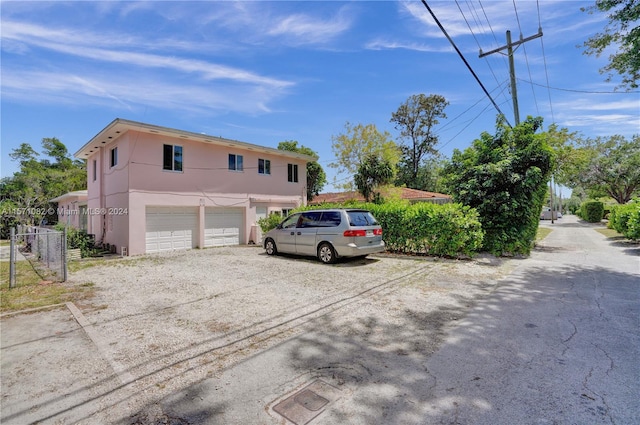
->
[163, 144, 183, 172]
[258, 158, 271, 175]
[287, 163, 298, 182]
[229, 154, 243, 171]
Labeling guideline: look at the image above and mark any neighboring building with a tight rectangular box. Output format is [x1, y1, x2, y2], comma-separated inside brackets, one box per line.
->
[310, 187, 452, 205]
[50, 190, 88, 230]
[74, 118, 314, 256]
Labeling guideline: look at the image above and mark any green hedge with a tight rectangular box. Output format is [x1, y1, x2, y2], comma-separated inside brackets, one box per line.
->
[579, 200, 604, 223]
[257, 213, 284, 234]
[298, 201, 484, 258]
[608, 201, 640, 240]
[54, 224, 97, 258]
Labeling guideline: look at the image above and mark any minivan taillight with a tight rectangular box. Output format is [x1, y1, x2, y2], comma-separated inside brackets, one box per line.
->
[373, 228, 382, 236]
[343, 230, 367, 237]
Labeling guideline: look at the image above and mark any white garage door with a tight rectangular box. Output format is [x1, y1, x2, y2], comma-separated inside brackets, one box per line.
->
[204, 207, 243, 247]
[146, 207, 198, 253]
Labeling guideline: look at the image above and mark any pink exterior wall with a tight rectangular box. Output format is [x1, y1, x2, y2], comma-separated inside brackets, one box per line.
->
[86, 129, 308, 255]
[54, 194, 88, 230]
[85, 137, 131, 253]
[126, 131, 305, 197]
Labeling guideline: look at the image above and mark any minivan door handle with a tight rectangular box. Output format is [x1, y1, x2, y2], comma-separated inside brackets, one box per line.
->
[290, 231, 295, 235]
[296, 232, 302, 235]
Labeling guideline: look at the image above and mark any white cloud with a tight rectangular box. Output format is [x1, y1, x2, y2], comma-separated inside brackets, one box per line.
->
[266, 6, 353, 46]
[571, 98, 640, 112]
[365, 38, 450, 53]
[1, 19, 294, 111]
[1, 69, 283, 115]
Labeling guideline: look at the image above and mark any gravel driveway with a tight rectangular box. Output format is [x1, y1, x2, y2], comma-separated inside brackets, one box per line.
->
[1, 245, 516, 424]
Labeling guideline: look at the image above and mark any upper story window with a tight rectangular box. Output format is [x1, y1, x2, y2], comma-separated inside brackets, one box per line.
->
[163, 144, 183, 172]
[258, 158, 271, 175]
[110, 147, 118, 168]
[287, 163, 298, 183]
[229, 154, 243, 171]
[92, 160, 97, 181]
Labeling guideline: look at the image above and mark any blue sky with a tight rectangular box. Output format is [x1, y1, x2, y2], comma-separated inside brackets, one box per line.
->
[2, 1, 639, 191]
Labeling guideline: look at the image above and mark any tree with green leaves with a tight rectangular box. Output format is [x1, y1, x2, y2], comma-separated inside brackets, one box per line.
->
[330, 122, 400, 190]
[543, 124, 587, 188]
[581, 0, 640, 90]
[277, 140, 326, 201]
[1, 138, 86, 232]
[394, 155, 449, 194]
[579, 134, 640, 203]
[391, 94, 449, 188]
[354, 154, 394, 202]
[444, 116, 555, 256]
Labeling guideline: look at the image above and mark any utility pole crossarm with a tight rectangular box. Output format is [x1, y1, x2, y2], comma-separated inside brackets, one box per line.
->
[478, 29, 543, 125]
[479, 29, 543, 58]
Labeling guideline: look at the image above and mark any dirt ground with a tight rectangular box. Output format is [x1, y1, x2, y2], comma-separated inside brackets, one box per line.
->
[1, 246, 517, 424]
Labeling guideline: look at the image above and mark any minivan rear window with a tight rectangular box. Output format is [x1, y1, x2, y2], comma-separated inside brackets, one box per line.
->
[347, 210, 378, 226]
[299, 211, 342, 228]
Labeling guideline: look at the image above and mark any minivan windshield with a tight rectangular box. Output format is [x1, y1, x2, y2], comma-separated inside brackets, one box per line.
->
[347, 210, 378, 226]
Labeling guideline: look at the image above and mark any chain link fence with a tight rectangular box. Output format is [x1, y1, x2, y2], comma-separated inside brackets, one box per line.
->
[9, 226, 67, 288]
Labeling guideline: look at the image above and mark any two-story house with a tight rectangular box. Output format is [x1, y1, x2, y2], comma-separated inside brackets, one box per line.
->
[74, 118, 313, 256]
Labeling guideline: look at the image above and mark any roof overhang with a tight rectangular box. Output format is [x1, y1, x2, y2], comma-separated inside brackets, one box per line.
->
[50, 190, 88, 203]
[74, 118, 317, 163]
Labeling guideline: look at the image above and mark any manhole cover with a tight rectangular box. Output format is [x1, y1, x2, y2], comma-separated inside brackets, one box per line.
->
[294, 389, 329, 411]
[272, 380, 341, 425]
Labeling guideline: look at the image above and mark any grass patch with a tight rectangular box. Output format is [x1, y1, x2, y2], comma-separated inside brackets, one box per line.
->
[536, 227, 553, 242]
[0, 260, 94, 313]
[595, 228, 624, 239]
[67, 255, 162, 273]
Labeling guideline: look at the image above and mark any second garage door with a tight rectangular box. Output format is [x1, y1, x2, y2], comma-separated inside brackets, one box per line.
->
[204, 207, 243, 247]
[146, 207, 198, 253]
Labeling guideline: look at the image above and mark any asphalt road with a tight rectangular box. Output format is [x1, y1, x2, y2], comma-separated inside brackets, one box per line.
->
[420, 215, 640, 424]
[137, 215, 639, 424]
[2, 215, 638, 425]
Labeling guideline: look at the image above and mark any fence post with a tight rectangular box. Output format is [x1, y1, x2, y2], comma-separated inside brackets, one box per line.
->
[9, 227, 16, 288]
[46, 229, 50, 268]
[62, 227, 68, 282]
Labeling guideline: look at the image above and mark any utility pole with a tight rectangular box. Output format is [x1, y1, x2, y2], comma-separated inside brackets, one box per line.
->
[479, 29, 543, 125]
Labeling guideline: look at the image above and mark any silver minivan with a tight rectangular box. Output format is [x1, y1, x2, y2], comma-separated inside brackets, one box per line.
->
[263, 209, 385, 264]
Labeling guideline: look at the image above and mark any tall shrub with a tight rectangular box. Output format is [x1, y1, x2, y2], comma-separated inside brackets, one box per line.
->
[580, 200, 604, 223]
[444, 117, 554, 256]
[402, 202, 483, 257]
[608, 201, 640, 240]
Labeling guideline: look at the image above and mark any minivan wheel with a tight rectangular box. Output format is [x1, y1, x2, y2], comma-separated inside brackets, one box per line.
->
[265, 238, 277, 256]
[318, 242, 337, 264]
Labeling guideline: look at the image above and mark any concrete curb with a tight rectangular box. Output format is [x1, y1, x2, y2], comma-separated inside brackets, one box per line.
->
[65, 301, 136, 386]
[0, 303, 66, 318]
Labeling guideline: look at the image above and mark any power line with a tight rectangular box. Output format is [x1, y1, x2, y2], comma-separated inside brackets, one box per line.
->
[421, 0, 512, 128]
[513, 0, 540, 115]
[517, 78, 640, 94]
[536, 0, 555, 123]
[455, 1, 505, 102]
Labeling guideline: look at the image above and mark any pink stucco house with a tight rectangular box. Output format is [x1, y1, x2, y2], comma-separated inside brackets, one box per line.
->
[73, 118, 313, 256]
[50, 190, 88, 230]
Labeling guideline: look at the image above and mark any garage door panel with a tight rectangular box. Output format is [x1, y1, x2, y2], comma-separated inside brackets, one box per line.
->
[146, 207, 197, 253]
[204, 208, 243, 247]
